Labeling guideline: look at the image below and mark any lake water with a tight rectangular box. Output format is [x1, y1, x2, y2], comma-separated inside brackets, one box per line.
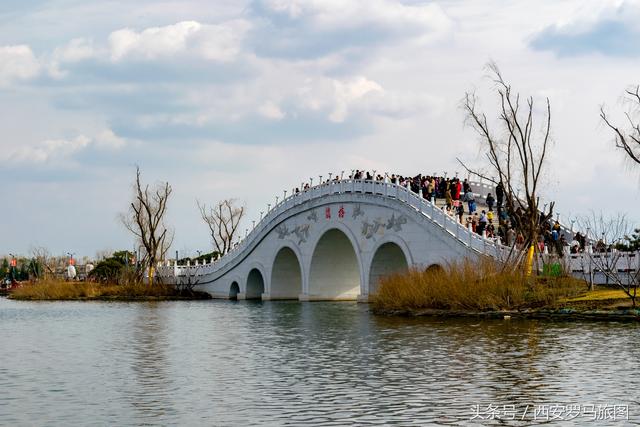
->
[0, 297, 638, 426]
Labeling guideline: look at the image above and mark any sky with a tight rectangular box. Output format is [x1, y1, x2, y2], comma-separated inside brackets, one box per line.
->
[1, 0, 639, 259]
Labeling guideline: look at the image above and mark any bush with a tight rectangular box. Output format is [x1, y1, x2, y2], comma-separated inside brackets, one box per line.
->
[89, 258, 126, 283]
[372, 259, 585, 311]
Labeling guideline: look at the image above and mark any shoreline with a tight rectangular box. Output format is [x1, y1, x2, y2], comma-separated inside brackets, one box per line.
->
[5, 290, 212, 302]
[371, 306, 640, 321]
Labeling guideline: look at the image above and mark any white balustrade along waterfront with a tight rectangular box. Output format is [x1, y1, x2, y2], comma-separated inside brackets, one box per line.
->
[155, 179, 639, 300]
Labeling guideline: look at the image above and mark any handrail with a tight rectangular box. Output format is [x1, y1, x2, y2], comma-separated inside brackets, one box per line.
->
[158, 179, 512, 279]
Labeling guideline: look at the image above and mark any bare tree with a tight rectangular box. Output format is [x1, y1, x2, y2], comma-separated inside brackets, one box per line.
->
[29, 246, 56, 279]
[577, 212, 639, 306]
[197, 199, 245, 256]
[121, 166, 173, 286]
[600, 86, 640, 165]
[460, 62, 554, 262]
[176, 265, 201, 295]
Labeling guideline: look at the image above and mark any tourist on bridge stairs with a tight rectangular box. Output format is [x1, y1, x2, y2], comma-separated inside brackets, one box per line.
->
[496, 182, 504, 207]
[486, 193, 495, 211]
[454, 179, 462, 200]
[463, 179, 471, 194]
[477, 210, 488, 235]
[445, 188, 453, 209]
[456, 203, 465, 223]
[463, 191, 476, 214]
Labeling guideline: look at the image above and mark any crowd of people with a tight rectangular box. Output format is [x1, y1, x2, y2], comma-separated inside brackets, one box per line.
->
[293, 170, 582, 256]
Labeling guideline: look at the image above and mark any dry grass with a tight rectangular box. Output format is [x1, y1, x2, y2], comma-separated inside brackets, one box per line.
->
[563, 288, 630, 302]
[9, 279, 178, 300]
[372, 259, 586, 311]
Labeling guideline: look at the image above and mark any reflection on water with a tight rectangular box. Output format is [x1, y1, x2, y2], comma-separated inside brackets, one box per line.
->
[0, 297, 638, 425]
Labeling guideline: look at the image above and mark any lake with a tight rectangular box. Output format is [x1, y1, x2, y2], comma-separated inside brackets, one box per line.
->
[0, 297, 638, 425]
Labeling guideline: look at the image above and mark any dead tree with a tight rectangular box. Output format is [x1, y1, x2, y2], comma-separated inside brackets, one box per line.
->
[460, 62, 554, 263]
[29, 246, 56, 279]
[600, 86, 640, 165]
[197, 199, 245, 256]
[176, 265, 201, 296]
[577, 212, 638, 306]
[121, 166, 173, 286]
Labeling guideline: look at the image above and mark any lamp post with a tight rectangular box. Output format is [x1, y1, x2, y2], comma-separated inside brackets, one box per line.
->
[260, 211, 264, 220]
[328, 172, 333, 181]
[341, 170, 344, 180]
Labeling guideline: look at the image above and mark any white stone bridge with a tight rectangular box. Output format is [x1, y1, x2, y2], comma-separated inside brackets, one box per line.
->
[156, 179, 639, 300]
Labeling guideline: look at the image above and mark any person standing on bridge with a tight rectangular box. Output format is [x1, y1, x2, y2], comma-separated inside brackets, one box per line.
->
[463, 191, 476, 214]
[445, 187, 453, 209]
[486, 193, 495, 211]
[477, 210, 488, 236]
[456, 203, 465, 223]
[496, 182, 504, 208]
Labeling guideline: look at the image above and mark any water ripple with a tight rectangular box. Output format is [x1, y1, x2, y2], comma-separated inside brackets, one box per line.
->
[0, 298, 638, 426]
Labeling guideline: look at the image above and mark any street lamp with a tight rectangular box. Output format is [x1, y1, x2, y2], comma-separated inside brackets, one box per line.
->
[341, 170, 345, 180]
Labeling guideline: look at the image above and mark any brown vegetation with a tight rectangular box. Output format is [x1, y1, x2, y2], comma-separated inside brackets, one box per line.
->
[371, 260, 585, 312]
[9, 280, 185, 301]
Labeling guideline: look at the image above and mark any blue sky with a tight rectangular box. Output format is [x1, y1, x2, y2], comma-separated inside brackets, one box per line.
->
[1, 0, 639, 258]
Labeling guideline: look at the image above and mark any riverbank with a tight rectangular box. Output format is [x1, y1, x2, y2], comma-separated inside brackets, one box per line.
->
[7, 280, 211, 301]
[372, 287, 640, 321]
[371, 261, 639, 321]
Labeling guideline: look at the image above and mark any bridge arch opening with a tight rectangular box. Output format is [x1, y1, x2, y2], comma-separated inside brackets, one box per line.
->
[270, 247, 302, 299]
[368, 242, 409, 295]
[309, 228, 361, 300]
[229, 282, 240, 300]
[246, 269, 265, 300]
[425, 264, 444, 274]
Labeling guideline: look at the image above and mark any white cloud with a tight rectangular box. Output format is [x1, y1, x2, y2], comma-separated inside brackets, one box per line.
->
[258, 101, 286, 120]
[297, 75, 434, 123]
[3, 129, 127, 164]
[108, 20, 249, 62]
[261, 0, 452, 39]
[95, 129, 127, 149]
[0, 45, 40, 86]
[54, 38, 96, 63]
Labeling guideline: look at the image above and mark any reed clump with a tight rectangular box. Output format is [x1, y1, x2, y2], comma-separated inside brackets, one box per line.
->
[372, 259, 585, 312]
[9, 279, 178, 300]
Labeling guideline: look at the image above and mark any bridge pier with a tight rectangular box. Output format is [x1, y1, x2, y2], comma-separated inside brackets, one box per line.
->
[236, 292, 247, 300]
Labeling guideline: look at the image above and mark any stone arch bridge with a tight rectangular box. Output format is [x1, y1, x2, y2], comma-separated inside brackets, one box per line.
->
[158, 179, 515, 300]
[157, 179, 639, 300]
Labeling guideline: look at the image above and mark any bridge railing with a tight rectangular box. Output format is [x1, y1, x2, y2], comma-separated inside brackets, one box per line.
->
[158, 179, 511, 279]
[156, 178, 637, 282]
